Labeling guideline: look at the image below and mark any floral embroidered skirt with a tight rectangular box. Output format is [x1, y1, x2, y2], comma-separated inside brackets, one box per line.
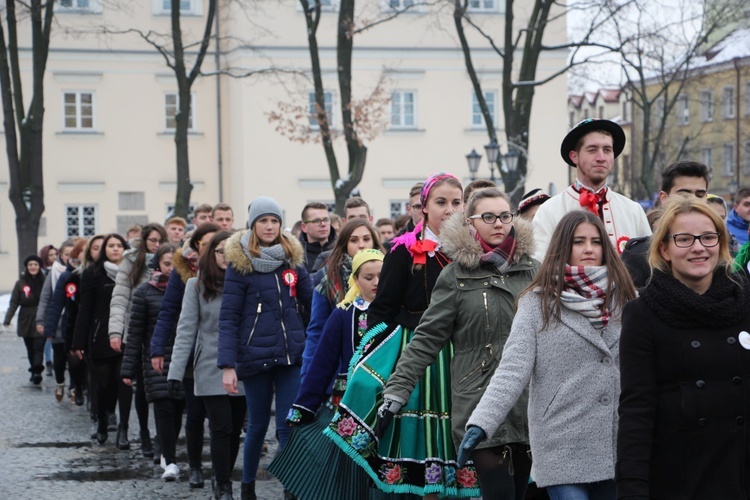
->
[323, 325, 480, 497]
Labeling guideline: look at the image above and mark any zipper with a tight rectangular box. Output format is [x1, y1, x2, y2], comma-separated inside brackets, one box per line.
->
[482, 291, 490, 329]
[275, 274, 291, 364]
[246, 302, 262, 346]
[458, 361, 485, 386]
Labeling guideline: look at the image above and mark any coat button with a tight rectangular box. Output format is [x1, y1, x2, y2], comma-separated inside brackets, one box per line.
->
[734, 376, 743, 385]
[600, 395, 611, 405]
[602, 357, 612, 366]
[737, 417, 745, 425]
[698, 418, 708, 428]
[691, 341, 701, 348]
[484, 282, 489, 286]
[459, 283, 465, 287]
[728, 336, 737, 344]
[696, 380, 706, 389]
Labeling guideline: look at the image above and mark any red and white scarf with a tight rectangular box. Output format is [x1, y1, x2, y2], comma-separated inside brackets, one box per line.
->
[561, 264, 610, 329]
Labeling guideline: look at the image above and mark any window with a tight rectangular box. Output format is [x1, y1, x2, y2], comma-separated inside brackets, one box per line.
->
[744, 142, 750, 175]
[700, 90, 713, 122]
[165, 93, 195, 131]
[154, 0, 201, 15]
[390, 90, 417, 129]
[66, 205, 97, 237]
[308, 91, 334, 129]
[677, 94, 689, 126]
[701, 146, 713, 169]
[723, 87, 736, 119]
[63, 91, 94, 130]
[723, 144, 735, 177]
[472, 90, 497, 128]
[58, 0, 102, 12]
[388, 0, 414, 8]
[468, 0, 496, 11]
[390, 200, 408, 219]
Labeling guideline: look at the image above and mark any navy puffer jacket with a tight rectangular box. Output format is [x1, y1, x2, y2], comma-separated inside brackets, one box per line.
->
[217, 231, 312, 379]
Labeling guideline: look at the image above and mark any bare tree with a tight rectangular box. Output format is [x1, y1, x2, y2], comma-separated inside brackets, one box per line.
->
[0, 0, 53, 271]
[456, 0, 632, 202]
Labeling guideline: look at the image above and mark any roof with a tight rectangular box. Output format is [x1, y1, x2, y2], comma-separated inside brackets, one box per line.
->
[693, 26, 750, 68]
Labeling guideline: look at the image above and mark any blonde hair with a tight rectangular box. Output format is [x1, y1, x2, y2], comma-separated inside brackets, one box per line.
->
[246, 227, 297, 259]
[648, 196, 732, 275]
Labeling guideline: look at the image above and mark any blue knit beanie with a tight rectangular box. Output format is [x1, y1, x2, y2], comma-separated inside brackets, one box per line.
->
[247, 196, 283, 228]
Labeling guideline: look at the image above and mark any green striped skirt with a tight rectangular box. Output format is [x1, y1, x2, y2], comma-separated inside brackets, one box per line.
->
[323, 324, 480, 498]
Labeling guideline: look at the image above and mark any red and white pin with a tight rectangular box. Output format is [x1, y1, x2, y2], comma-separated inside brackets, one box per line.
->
[281, 269, 298, 297]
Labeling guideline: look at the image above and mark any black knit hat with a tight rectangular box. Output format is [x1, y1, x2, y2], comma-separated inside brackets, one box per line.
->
[560, 118, 626, 167]
[24, 255, 43, 268]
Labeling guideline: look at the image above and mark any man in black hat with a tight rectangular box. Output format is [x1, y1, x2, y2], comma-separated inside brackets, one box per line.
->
[532, 118, 651, 260]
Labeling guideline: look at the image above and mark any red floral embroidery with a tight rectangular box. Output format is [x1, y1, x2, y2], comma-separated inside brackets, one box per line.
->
[384, 464, 402, 484]
[456, 467, 478, 488]
[337, 416, 357, 437]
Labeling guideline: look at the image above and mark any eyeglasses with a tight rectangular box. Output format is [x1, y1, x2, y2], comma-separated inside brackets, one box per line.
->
[146, 237, 162, 244]
[303, 217, 330, 226]
[665, 232, 720, 248]
[468, 212, 514, 225]
[409, 204, 422, 211]
[214, 249, 225, 256]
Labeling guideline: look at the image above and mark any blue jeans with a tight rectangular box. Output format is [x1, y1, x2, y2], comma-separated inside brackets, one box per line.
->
[546, 480, 616, 500]
[241, 364, 301, 483]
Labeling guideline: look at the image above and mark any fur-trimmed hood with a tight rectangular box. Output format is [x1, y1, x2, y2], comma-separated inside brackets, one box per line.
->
[440, 211, 536, 270]
[224, 230, 306, 275]
[171, 248, 196, 284]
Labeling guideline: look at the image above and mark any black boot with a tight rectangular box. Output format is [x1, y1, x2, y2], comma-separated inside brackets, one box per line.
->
[116, 423, 130, 450]
[152, 434, 162, 465]
[240, 482, 256, 500]
[185, 429, 204, 481]
[140, 430, 153, 458]
[189, 468, 204, 489]
[107, 412, 117, 431]
[218, 482, 233, 500]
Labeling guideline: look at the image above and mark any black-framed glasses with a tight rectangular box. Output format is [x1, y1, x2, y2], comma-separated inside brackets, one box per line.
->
[146, 237, 162, 244]
[409, 203, 422, 210]
[468, 212, 514, 225]
[665, 232, 720, 248]
[303, 217, 330, 226]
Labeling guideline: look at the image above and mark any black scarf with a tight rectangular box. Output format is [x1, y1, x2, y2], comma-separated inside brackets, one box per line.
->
[641, 269, 750, 329]
[24, 271, 45, 301]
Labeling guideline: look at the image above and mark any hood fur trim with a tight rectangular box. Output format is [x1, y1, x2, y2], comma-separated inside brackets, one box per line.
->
[171, 248, 196, 284]
[224, 230, 306, 275]
[440, 212, 536, 270]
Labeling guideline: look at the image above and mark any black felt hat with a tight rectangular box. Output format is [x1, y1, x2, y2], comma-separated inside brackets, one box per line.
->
[560, 118, 626, 167]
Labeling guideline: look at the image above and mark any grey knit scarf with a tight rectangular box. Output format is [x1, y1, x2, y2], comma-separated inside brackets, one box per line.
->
[241, 230, 287, 273]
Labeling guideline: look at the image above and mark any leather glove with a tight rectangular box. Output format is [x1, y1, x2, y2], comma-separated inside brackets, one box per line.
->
[457, 425, 486, 468]
[374, 394, 406, 440]
[167, 379, 183, 400]
[286, 405, 316, 427]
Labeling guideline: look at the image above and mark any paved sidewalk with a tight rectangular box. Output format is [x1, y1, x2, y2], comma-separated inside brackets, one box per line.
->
[0, 332, 284, 499]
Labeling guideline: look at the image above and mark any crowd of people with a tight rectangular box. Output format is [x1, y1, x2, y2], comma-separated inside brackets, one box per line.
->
[4, 117, 750, 500]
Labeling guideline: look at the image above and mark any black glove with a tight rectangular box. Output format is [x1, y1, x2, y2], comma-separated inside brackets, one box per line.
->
[286, 405, 316, 427]
[167, 379, 183, 400]
[457, 425, 486, 467]
[374, 395, 405, 440]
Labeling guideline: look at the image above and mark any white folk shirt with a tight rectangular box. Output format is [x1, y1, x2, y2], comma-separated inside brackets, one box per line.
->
[532, 185, 651, 261]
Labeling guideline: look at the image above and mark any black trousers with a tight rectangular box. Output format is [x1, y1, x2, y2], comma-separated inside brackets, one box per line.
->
[153, 398, 185, 465]
[471, 443, 532, 500]
[23, 336, 45, 374]
[93, 357, 123, 433]
[118, 346, 149, 435]
[52, 342, 67, 384]
[183, 377, 206, 468]
[203, 395, 246, 484]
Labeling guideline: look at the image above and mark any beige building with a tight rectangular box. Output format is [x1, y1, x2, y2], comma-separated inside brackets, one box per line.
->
[0, 0, 570, 289]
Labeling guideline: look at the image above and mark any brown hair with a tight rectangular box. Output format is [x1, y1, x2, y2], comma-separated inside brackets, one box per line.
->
[301, 201, 328, 221]
[466, 187, 510, 217]
[197, 231, 232, 301]
[408, 182, 424, 200]
[194, 203, 212, 216]
[165, 216, 187, 228]
[211, 203, 233, 218]
[70, 238, 88, 261]
[80, 235, 105, 271]
[189, 222, 221, 253]
[323, 219, 384, 303]
[648, 196, 732, 276]
[463, 179, 497, 205]
[344, 197, 370, 217]
[128, 223, 168, 287]
[246, 225, 298, 260]
[375, 218, 394, 228]
[523, 210, 636, 330]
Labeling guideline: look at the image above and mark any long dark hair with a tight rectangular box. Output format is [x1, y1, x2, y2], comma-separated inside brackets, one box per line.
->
[523, 210, 636, 330]
[189, 222, 221, 253]
[92, 233, 128, 277]
[197, 231, 232, 301]
[128, 223, 167, 286]
[323, 219, 384, 303]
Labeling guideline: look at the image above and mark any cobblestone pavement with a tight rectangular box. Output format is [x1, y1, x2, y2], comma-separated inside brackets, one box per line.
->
[0, 332, 284, 499]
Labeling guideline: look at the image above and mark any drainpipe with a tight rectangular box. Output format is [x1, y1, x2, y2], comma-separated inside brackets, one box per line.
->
[214, 1, 224, 202]
[735, 57, 741, 190]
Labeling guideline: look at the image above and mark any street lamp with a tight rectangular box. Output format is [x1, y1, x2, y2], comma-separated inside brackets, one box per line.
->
[729, 179, 738, 201]
[466, 149, 482, 181]
[503, 148, 519, 178]
[484, 140, 500, 182]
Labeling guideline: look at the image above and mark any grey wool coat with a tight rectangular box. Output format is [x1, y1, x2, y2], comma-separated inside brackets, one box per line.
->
[384, 213, 538, 450]
[168, 277, 245, 398]
[466, 291, 621, 488]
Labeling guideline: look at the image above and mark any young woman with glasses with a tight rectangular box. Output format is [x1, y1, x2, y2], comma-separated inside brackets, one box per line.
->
[381, 187, 538, 499]
[617, 196, 750, 499]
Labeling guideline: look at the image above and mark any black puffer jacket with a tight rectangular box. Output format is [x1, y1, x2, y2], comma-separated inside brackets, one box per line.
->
[72, 267, 119, 360]
[121, 281, 181, 402]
